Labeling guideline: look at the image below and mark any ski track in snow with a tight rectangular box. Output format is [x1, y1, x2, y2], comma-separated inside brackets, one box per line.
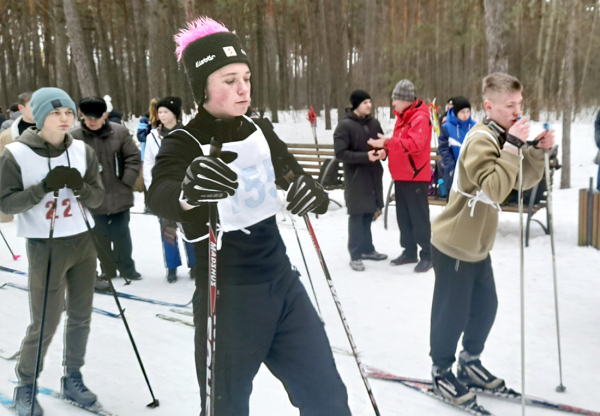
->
[0, 111, 599, 415]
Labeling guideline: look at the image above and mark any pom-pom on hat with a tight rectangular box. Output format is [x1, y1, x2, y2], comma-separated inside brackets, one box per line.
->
[174, 17, 251, 104]
[156, 96, 182, 120]
[31, 87, 77, 130]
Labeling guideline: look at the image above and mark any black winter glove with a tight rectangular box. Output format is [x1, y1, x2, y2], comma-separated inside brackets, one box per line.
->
[286, 175, 329, 216]
[43, 166, 70, 192]
[181, 156, 238, 205]
[64, 168, 84, 191]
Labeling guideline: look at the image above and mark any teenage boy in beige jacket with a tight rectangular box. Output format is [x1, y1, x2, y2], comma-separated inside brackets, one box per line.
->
[428, 73, 555, 406]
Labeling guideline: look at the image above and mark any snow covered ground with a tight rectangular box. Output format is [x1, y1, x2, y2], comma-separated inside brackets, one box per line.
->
[1, 110, 599, 416]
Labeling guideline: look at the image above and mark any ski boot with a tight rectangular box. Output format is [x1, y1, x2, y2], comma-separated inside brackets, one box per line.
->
[457, 351, 505, 391]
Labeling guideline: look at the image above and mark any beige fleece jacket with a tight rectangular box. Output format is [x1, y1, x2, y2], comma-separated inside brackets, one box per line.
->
[431, 122, 545, 262]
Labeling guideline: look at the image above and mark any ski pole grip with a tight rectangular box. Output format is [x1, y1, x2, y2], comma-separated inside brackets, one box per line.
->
[209, 119, 223, 158]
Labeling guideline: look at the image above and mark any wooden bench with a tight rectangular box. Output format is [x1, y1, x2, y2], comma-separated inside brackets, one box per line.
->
[383, 147, 559, 247]
[285, 143, 344, 190]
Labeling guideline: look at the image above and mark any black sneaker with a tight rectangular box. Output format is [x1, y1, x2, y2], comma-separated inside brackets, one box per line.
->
[167, 269, 177, 283]
[457, 355, 505, 390]
[414, 259, 433, 273]
[390, 252, 418, 265]
[14, 385, 44, 416]
[62, 373, 97, 407]
[432, 367, 476, 406]
[361, 251, 388, 261]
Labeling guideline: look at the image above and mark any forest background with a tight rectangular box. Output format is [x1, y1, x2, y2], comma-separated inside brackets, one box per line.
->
[1, 0, 599, 187]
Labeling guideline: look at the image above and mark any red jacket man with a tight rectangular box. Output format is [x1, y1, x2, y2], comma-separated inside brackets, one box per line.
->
[387, 99, 432, 182]
[369, 79, 432, 273]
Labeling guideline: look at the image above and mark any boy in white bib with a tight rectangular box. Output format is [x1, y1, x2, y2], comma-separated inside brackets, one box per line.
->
[0, 87, 104, 416]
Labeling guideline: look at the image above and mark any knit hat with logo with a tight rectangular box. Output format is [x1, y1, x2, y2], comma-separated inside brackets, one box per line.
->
[156, 96, 183, 120]
[391, 79, 416, 102]
[31, 87, 77, 129]
[175, 17, 251, 104]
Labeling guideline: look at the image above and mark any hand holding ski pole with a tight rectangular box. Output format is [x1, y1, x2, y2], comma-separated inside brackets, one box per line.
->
[285, 175, 328, 216]
[181, 153, 238, 206]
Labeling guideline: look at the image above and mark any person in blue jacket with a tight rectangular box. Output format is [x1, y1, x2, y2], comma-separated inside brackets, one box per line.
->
[437, 96, 476, 192]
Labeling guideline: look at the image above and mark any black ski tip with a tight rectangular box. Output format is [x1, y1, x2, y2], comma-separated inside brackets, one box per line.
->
[147, 399, 160, 408]
[556, 384, 566, 392]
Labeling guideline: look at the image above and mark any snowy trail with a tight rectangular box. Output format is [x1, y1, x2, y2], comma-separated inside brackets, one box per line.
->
[1, 113, 599, 415]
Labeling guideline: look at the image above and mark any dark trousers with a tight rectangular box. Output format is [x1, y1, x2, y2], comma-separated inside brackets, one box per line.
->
[17, 233, 96, 385]
[348, 213, 375, 261]
[429, 246, 498, 369]
[394, 181, 431, 260]
[193, 268, 351, 416]
[92, 210, 136, 277]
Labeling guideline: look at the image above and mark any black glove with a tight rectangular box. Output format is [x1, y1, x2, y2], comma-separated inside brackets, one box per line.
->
[43, 166, 70, 192]
[64, 168, 84, 191]
[286, 175, 329, 216]
[181, 156, 238, 205]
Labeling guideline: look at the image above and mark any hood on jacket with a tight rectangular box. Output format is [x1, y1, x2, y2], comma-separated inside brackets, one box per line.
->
[343, 108, 373, 123]
[9, 111, 21, 121]
[16, 127, 75, 157]
[445, 108, 475, 129]
[393, 99, 428, 124]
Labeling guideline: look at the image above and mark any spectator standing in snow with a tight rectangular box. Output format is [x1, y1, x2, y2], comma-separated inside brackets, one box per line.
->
[368, 79, 433, 273]
[0, 87, 104, 416]
[428, 73, 555, 406]
[143, 96, 196, 283]
[334, 89, 387, 271]
[147, 16, 350, 415]
[0, 92, 36, 223]
[437, 96, 477, 191]
[71, 97, 142, 289]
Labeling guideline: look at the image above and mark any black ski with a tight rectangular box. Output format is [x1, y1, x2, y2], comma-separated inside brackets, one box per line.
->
[366, 367, 600, 415]
[365, 367, 493, 415]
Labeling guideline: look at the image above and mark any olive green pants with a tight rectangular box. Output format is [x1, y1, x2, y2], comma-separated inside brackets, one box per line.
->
[16, 232, 97, 386]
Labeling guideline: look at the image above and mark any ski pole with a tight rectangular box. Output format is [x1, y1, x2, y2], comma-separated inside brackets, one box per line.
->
[290, 217, 323, 322]
[73, 194, 159, 408]
[544, 150, 566, 393]
[0, 228, 21, 260]
[204, 123, 225, 416]
[303, 215, 381, 416]
[30, 191, 59, 416]
[518, 147, 526, 416]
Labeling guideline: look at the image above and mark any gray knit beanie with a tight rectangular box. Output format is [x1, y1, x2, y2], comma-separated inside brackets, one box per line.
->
[31, 87, 77, 129]
[391, 79, 416, 102]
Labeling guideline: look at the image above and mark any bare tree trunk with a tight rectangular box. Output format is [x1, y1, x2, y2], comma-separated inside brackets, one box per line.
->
[52, 0, 70, 91]
[63, 0, 98, 96]
[533, 0, 557, 120]
[148, 0, 163, 100]
[483, 0, 508, 73]
[266, 0, 279, 122]
[577, 0, 598, 110]
[317, 0, 332, 130]
[561, 0, 576, 189]
[363, 0, 376, 93]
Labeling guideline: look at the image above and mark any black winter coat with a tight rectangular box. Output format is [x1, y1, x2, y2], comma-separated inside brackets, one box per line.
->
[147, 108, 308, 286]
[71, 121, 142, 215]
[334, 110, 384, 215]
